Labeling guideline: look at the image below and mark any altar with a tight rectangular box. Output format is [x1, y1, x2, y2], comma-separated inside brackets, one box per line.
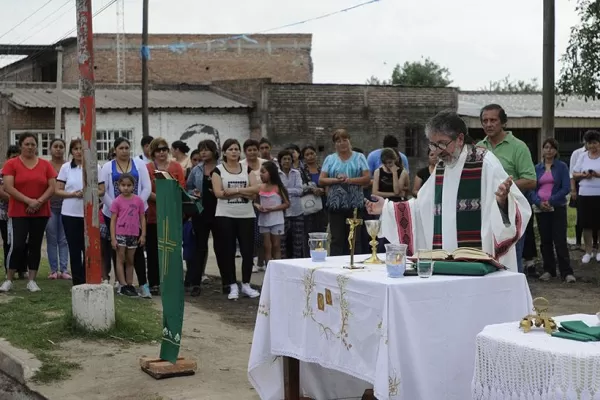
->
[247, 255, 533, 400]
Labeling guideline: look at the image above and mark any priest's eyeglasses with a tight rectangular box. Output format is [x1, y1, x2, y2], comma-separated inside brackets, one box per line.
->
[428, 139, 455, 152]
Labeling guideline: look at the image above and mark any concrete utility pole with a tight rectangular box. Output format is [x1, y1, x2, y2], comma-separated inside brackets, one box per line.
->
[542, 0, 555, 140]
[76, 0, 102, 284]
[141, 0, 149, 137]
[54, 46, 63, 139]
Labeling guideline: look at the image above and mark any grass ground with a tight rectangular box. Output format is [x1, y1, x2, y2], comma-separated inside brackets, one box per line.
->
[0, 261, 162, 383]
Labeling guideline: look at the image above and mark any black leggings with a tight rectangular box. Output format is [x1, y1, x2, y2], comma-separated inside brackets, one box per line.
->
[214, 217, 254, 285]
[0, 220, 27, 274]
[103, 214, 147, 286]
[187, 215, 220, 287]
[8, 217, 48, 272]
[62, 216, 86, 286]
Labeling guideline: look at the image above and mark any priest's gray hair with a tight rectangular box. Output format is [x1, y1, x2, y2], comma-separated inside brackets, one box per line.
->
[425, 110, 468, 140]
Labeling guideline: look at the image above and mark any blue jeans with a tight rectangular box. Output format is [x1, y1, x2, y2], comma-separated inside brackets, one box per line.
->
[46, 209, 69, 273]
[515, 233, 526, 274]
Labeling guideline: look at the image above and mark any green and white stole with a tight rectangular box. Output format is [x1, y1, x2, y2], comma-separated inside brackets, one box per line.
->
[433, 145, 486, 249]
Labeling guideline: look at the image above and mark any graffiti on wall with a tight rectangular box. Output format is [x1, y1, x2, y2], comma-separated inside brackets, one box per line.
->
[180, 124, 222, 155]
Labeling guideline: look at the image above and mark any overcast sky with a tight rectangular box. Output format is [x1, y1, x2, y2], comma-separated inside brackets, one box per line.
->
[0, 0, 581, 89]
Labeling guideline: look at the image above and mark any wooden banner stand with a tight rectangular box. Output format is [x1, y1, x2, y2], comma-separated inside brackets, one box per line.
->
[140, 356, 197, 380]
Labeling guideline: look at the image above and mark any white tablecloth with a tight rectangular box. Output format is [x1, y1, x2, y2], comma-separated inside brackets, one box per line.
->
[247, 255, 532, 400]
[472, 313, 600, 400]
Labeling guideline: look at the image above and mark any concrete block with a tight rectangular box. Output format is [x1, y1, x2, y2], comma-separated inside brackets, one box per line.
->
[0, 338, 41, 384]
[71, 284, 115, 332]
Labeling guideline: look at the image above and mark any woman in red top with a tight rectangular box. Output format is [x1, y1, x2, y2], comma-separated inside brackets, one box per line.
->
[0, 133, 57, 293]
[145, 138, 185, 295]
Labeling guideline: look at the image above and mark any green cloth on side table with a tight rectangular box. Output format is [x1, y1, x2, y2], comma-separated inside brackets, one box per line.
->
[552, 321, 600, 342]
[419, 261, 499, 276]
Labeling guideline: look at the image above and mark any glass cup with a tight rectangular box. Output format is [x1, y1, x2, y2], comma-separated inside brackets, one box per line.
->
[308, 232, 328, 262]
[385, 243, 408, 278]
[416, 249, 434, 278]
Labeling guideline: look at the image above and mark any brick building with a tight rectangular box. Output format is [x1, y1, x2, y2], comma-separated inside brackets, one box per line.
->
[0, 33, 313, 84]
[214, 79, 458, 171]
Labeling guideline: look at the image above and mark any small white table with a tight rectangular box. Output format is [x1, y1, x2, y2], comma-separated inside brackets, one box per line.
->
[472, 313, 600, 400]
[247, 255, 532, 400]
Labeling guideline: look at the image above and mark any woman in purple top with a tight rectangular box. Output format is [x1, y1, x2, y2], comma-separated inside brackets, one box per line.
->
[529, 138, 574, 282]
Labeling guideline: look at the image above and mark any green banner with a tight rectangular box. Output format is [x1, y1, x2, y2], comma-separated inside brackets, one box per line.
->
[156, 179, 184, 363]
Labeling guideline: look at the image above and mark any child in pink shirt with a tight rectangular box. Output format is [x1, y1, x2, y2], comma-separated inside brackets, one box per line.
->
[110, 173, 146, 296]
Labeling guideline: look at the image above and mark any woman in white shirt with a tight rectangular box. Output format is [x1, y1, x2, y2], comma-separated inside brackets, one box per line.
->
[572, 130, 600, 263]
[55, 139, 103, 285]
[98, 137, 151, 295]
[212, 139, 260, 300]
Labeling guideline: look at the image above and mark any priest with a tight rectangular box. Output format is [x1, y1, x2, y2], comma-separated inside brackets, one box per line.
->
[366, 111, 531, 272]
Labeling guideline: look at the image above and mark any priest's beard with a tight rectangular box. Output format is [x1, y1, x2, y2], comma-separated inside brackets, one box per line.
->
[440, 145, 463, 168]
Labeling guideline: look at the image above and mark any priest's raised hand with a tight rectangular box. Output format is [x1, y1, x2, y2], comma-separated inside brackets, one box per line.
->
[495, 176, 513, 208]
[365, 195, 385, 215]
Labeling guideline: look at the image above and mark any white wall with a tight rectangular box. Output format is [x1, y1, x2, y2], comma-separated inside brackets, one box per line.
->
[64, 109, 250, 155]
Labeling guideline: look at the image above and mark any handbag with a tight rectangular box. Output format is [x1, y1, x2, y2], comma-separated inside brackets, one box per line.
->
[301, 193, 323, 215]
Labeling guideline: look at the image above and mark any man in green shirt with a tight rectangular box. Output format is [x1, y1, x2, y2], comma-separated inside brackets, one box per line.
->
[477, 104, 536, 274]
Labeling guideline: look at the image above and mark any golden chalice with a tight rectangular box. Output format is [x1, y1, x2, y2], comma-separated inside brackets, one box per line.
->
[362, 220, 384, 264]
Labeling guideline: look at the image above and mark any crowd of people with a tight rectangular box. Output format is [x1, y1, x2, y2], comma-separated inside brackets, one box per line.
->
[1, 104, 598, 297]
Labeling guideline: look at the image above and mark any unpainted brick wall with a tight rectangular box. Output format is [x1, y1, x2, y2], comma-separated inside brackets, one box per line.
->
[262, 84, 459, 173]
[61, 34, 313, 85]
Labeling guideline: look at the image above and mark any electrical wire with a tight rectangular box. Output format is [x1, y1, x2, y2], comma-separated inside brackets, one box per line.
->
[17, 0, 76, 46]
[258, 0, 380, 33]
[0, 0, 58, 42]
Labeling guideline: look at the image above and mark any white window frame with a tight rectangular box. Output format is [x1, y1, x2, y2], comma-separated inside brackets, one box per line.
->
[10, 130, 65, 159]
[96, 129, 134, 162]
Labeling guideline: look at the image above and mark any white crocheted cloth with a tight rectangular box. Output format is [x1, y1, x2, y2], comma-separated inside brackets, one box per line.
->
[472, 314, 600, 400]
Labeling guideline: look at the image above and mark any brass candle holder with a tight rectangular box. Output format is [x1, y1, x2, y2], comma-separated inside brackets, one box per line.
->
[362, 220, 384, 264]
[519, 297, 557, 335]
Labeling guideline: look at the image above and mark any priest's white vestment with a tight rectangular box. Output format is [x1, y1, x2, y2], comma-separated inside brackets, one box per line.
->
[380, 145, 531, 272]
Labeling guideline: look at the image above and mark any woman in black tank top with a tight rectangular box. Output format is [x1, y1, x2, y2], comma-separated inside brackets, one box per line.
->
[372, 148, 409, 202]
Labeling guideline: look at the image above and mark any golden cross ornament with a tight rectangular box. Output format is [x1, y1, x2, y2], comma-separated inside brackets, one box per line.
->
[158, 217, 177, 281]
[345, 208, 363, 269]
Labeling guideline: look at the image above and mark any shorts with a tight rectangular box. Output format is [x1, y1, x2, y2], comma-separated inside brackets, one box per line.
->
[116, 235, 139, 249]
[259, 224, 285, 235]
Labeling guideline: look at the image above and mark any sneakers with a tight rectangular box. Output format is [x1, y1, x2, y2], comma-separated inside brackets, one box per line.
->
[190, 286, 201, 297]
[150, 285, 160, 296]
[596, 253, 600, 262]
[201, 275, 210, 283]
[228, 283, 239, 300]
[102, 279, 110, 285]
[252, 265, 259, 273]
[60, 272, 72, 280]
[26, 281, 41, 292]
[139, 284, 152, 299]
[582, 253, 592, 264]
[565, 275, 576, 283]
[258, 265, 266, 272]
[48, 272, 59, 280]
[0, 280, 13, 292]
[121, 285, 138, 297]
[241, 283, 260, 298]
[539, 272, 552, 281]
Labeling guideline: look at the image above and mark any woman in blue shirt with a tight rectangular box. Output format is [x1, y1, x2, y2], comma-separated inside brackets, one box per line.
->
[528, 138, 574, 282]
[319, 129, 370, 256]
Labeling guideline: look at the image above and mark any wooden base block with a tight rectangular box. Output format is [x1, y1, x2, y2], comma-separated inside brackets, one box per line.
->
[139, 356, 197, 380]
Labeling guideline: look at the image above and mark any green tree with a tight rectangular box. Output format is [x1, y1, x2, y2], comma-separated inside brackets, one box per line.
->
[365, 75, 389, 85]
[480, 75, 540, 93]
[390, 57, 452, 87]
[557, 0, 600, 100]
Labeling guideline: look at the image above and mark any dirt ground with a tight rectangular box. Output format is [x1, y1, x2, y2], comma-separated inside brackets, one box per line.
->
[29, 278, 260, 400]
[21, 249, 600, 400]
[528, 249, 600, 316]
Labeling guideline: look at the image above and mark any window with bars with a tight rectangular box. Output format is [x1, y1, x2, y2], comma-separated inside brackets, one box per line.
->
[96, 129, 134, 161]
[404, 125, 423, 157]
[11, 130, 63, 158]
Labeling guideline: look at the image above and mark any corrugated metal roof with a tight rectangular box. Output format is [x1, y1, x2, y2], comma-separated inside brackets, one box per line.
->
[459, 92, 600, 119]
[0, 88, 249, 110]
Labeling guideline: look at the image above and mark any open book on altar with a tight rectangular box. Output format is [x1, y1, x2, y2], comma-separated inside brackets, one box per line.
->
[410, 247, 505, 269]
